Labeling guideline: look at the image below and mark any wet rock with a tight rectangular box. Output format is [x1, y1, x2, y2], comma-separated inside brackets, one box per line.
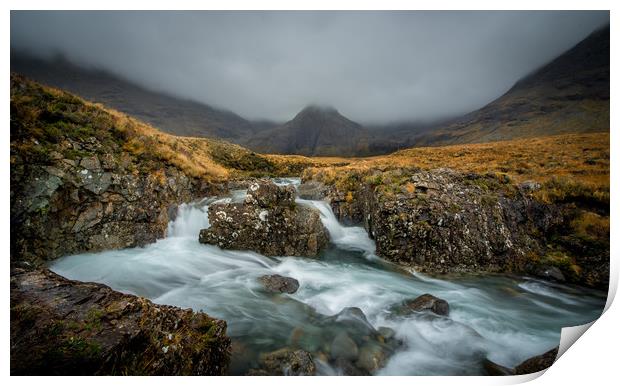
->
[199, 180, 329, 257]
[392, 294, 450, 316]
[330, 332, 359, 361]
[536, 266, 566, 282]
[377, 326, 396, 341]
[259, 274, 300, 294]
[289, 325, 323, 352]
[333, 358, 370, 376]
[356, 342, 388, 373]
[10, 268, 230, 375]
[328, 307, 377, 334]
[252, 348, 316, 376]
[483, 358, 515, 376]
[515, 346, 559, 374]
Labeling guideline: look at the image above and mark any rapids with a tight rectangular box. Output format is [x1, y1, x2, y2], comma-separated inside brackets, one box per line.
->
[50, 177, 606, 375]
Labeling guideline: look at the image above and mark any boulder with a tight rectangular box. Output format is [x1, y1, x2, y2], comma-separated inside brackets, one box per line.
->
[515, 346, 559, 374]
[356, 342, 388, 373]
[259, 274, 300, 294]
[10, 268, 230, 375]
[392, 294, 450, 316]
[330, 332, 359, 361]
[199, 180, 329, 257]
[535, 266, 566, 282]
[251, 348, 316, 376]
[298, 181, 329, 200]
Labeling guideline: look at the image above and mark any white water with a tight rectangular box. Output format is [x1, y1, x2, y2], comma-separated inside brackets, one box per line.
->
[50, 178, 605, 375]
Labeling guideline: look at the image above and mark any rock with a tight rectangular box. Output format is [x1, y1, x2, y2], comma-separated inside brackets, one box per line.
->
[259, 274, 300, 294]
[329, 306, 377, 335]
[245, 179, 295, 208]
[330, 332, 359, 361]
[253, 348, 316, 376]
[79, 156, 101, 171]
[298, 181, 328, 200]
[10, 268, 230, 375]
[288, 325, 323, 352]
[377, 326, 396, 340]
[392, 294, 450, 316]
[483, 358, 515, 376]
[199, 180, 329, 257]
[356, 342, 388, 373]
[519, 181, 542, 192]
[333, 358, 370, 376]
[515, 346, 559, 374]
[536, 266, 566, 282]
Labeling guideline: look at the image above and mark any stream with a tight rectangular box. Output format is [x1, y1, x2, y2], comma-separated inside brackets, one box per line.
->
[49, 177, 606, 375]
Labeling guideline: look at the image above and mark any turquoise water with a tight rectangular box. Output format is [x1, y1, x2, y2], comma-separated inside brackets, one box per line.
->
[50, 178, 606, 375]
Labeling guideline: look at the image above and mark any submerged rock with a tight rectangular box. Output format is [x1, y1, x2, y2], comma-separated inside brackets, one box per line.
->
[515, 346, 559, 374]
[356, 342, 389, 373]
[250, 348, 316, 376]
[391, 294, 450, 316]
[330, 332, 359, 361]
[199, 180, 329, 257]
[259, 274, 300, 294]
[10, 268, 230, 375]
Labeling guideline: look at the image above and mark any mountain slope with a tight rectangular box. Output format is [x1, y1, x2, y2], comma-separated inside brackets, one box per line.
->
[406, 25, 610, 146]
[244, 105, 372, 156]
[11, 53, 276, 140]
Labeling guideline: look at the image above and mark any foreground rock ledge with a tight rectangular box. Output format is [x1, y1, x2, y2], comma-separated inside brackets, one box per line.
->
[199, 180, 329, 257]
[10, 268, 231, 375]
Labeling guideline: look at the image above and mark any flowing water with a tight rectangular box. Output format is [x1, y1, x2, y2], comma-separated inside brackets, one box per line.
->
[49, 177, 606, 375]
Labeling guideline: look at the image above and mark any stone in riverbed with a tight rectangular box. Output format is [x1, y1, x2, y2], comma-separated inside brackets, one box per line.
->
[199, 180, 329, 257]
[259, 274, 300, 294]
[249, 347, 316, 376]
[391, 294, 450, 317]
[330, 331, 359, 361]
[356, 341, 389, 373]
[515, 346, 559, 374]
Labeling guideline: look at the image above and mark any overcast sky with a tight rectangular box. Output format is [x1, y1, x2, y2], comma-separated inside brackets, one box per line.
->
[11, 11, 609, 123]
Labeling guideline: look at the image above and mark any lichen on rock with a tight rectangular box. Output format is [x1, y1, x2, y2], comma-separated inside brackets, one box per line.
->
[199, 180, 329, 257]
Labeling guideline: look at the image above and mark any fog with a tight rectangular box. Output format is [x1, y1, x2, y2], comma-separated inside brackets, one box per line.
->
[10, 11, 609, 123]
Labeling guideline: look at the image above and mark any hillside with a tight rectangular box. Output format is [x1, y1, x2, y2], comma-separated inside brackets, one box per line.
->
[244, 105, 372, 156]
[403, 25, 609, 146]
[11, 52, 278, 140]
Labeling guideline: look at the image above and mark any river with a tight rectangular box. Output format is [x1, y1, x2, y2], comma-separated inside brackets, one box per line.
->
[49, 177, 606, 375]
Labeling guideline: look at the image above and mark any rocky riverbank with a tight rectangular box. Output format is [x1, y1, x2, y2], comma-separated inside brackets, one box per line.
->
[301, 167, 609, 289]
[10, 268, 231, 375]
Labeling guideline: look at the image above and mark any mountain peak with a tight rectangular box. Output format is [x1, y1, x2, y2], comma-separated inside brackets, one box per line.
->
[298, 104, 340, 116]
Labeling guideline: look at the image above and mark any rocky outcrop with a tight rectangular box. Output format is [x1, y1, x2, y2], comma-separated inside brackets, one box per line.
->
[302, 167, 609, 288]
[10, 268, 231, 375]
[515, 346, 559, 374]
[391, 294, 450, 316]
[259, 274, 300, 294]
[482, 346, 559, 376]
[199, 180, 329, 257]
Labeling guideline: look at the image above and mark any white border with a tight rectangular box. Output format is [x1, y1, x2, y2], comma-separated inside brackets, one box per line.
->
[3, 2, 617, 386]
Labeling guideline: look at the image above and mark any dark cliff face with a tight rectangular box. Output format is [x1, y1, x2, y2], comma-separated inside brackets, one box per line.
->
[10, 268, 231, 375]
[243, 105, 371, 156]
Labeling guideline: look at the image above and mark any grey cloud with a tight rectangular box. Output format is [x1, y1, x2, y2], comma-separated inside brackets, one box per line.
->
[10, 10, 609, 123]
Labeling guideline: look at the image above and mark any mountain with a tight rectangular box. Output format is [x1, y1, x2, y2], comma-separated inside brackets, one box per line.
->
[403, 25, 610, 146]
[243, 105, 372, 156]
[10, 52, 277, 140]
